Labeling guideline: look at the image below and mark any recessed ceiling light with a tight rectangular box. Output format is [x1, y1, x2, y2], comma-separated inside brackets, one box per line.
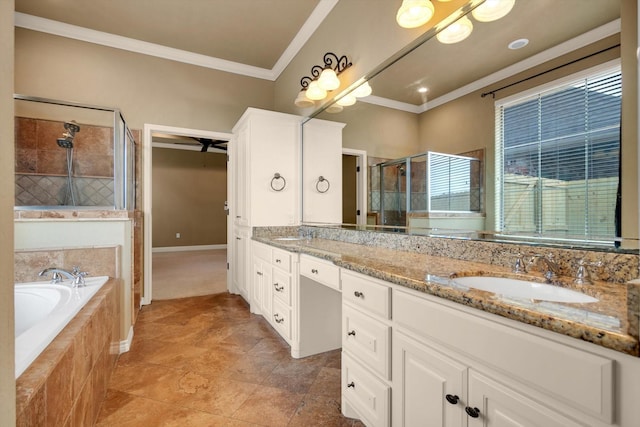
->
[508, 38, 529, 50]
[418, 87, 428, 93]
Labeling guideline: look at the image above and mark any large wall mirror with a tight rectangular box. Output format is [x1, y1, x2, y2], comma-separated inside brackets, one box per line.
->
[301, 0, 637, 251]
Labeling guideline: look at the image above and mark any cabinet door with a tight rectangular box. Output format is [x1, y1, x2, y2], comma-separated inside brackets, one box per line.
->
[467, 371, 583, 427]
[233, 123, 249, 226]
[393, 332, 467, 427]
[251, 260, 263, 313]
[248, 114, 299, 226]
[232, 228, 249, 299]
[302, 118, 345, 223]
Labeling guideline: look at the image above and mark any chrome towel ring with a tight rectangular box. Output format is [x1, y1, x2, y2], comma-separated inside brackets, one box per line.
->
[271, 173, 286, 191]
[316, 176, 330, 193]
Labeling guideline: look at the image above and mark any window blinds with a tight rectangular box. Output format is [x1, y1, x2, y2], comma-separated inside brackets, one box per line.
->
[496, 68, 621, 241]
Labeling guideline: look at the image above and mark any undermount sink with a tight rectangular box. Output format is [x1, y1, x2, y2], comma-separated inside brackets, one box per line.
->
[452, 276, 598, 303]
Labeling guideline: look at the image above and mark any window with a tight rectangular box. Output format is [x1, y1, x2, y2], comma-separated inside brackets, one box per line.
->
[495, 63, 621, 242]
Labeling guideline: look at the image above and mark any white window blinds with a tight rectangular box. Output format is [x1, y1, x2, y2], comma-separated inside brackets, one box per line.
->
[495, 67, 621, 241]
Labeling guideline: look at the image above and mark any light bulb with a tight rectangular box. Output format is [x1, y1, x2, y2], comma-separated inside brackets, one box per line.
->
[294, 90, 314, 108]
[317, 67, 340, 91]
[471, 0, 515, 22]
[325, 104, 344, 114]
[353, 82, 372, 98]
[306, 81, 327, 101]
[436, 15, 473, 44]
[396, 0, 435, 29]
[337, 93, 357, 107]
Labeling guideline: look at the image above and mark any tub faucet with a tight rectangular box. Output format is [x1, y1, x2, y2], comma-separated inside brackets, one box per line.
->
[38, 267, 87, 287]
[528, 254, 561, 283]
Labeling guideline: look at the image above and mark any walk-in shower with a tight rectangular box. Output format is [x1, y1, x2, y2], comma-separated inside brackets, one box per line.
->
[371, 151, 483, 227]
[14, 95, 136, 210]
[56, 120, 80, 205]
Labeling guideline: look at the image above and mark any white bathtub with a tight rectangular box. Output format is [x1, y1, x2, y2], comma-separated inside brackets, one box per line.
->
[15, 275, 109, 378]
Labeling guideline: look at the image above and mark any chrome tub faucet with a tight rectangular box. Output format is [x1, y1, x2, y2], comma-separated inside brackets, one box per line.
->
[38, 266, 88, 287]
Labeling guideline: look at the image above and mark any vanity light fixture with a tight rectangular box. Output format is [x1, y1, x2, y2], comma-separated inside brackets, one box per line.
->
[471, 0, 515, 22]
[396, 0, 435, 28]
[436, 15, 473, 44]
[337, 93, 357, 107]
[352, 81, 373, 98]
[294, 52, 352, 107]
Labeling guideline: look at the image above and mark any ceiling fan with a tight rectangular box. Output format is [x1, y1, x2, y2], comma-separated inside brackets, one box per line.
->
[192, 137, 228, 152]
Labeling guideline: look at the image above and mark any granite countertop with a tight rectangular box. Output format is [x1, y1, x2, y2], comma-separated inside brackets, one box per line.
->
[254, 236, 639, 356]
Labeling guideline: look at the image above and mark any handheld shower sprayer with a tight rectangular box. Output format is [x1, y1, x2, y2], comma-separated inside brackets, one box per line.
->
[56, 121, 80, 149]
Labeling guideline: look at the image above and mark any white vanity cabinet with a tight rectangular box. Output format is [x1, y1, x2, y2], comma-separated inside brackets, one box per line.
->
[231, 108, 301, 227]
[229, 108, 301, 299]
[341, 270, 392, 427]
[251, 241, 298, 343]
[302, 118, 345, 224]
[392, 287, 615, 427]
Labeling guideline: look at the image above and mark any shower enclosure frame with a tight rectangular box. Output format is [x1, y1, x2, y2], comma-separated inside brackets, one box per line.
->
[13, 94, 136, 210]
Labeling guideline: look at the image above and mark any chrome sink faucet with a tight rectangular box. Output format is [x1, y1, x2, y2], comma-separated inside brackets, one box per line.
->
[38, 267, 88, 287]
[528, 254, 561, 283]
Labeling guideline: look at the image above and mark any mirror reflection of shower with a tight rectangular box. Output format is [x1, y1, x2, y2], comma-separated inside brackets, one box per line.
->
[56, 120, 80, 205]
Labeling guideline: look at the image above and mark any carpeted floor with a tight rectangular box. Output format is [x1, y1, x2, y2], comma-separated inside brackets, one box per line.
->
[152, 249, 228, 300]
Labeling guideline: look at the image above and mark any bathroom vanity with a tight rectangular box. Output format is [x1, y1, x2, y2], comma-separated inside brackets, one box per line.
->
[250, 228, 640, 427]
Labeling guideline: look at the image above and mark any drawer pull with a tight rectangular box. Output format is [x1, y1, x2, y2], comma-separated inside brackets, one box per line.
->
[274, 313, 285, 324]
[257, 271, 263, 276]
[445, 394, 459, 405]
[354, 291, 364, 298]
[465, 407, 480, 418]
[274, 283, 284, 292]
[347, 382, 355, 388]
[347, 330, 356, 336]
[311, 268, 319, 274]
[275, 259, 281, 263]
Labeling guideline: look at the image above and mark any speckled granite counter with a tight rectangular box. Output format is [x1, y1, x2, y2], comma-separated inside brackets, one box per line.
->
[253, 232, 640, 357]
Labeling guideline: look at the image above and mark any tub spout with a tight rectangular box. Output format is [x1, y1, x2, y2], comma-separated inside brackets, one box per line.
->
[38, 267, 87, 287]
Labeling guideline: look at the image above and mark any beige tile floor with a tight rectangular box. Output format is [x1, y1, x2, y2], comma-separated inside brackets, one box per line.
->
[96, 293, 364, 426]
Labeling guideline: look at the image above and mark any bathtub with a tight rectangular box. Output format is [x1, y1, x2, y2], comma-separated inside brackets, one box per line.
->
[15, 275, 109, 378]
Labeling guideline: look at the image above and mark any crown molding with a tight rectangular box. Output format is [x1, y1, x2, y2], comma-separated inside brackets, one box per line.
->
[361, 95, 424, 114]
[14, 0, 338, 81]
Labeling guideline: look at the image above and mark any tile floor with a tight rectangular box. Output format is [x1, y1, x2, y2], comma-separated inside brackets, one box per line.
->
[96, 292, 364, 426]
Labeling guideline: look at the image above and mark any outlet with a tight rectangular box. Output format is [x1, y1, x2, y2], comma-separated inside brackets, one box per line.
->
[176, 233, 181, 239]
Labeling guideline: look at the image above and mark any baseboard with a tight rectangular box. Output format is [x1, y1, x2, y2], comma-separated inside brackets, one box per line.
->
[118, 326, 134, 353]
[152, 244, 227, 253]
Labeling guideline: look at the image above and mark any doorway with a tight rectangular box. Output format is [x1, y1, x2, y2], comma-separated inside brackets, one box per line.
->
[142, 124, 232, 305]
[342, 148, 367, 225]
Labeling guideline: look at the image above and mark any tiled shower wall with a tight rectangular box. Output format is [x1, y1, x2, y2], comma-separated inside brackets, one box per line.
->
[15, 117, 114, 206]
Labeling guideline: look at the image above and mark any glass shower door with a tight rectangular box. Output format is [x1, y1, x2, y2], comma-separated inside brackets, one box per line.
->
[380, 161, 407, 226]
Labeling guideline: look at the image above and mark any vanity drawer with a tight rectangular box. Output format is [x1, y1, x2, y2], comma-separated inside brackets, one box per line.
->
[252, 241, 271, 261]
[300, 254, 340, 291]
[272, 248, 292, 272]
[342, 352, 390, 427]
[272, 269, 291, 305]
[342, 270, 391, 319]
[271, 298, 292, 341]
[343, 305, 391, 380]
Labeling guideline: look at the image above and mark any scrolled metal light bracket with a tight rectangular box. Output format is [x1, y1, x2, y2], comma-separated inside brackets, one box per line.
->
[300, 52, 352, 90]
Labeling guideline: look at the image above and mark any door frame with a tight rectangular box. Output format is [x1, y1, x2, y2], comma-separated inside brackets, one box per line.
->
[141, 123, 232, 306]
[342, 148, 368, 225]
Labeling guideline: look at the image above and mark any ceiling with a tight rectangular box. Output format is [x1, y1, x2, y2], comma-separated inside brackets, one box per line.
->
[15, 1, 621, 111]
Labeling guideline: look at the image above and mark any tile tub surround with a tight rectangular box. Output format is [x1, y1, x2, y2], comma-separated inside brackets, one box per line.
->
[16, 278, 120, 426]
[14, 246, 118, 284]
[253, 227, 640, 356]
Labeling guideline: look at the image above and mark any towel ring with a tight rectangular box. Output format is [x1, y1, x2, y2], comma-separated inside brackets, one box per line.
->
[315, 176, 330, 193]
[271, 173, 286, 191]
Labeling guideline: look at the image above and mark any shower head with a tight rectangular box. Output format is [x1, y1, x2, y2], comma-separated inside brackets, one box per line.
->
[57, 137, 73, 149]
[63, 121, 80, 134]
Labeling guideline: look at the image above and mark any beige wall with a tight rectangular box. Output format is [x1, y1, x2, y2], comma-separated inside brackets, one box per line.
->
[15, 29, 274, 132]
[319, 102, 420, 159]
[152, 148, 227, 247]
[1, 1, 15, 424]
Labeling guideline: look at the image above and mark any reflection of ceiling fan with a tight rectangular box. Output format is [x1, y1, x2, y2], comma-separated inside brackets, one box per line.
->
[192, 137, 228, 152]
